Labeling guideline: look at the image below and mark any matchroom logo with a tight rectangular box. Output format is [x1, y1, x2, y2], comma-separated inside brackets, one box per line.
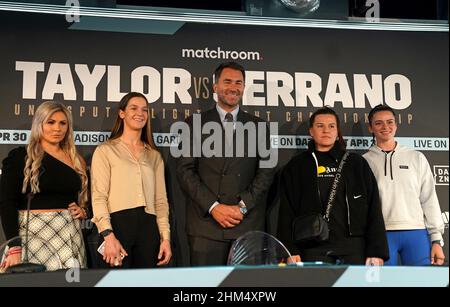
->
[181, 47, 262, 61]
[433, 165, 449, 185]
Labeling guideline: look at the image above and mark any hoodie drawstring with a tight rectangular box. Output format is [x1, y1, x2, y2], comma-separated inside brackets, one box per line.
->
[390, 151, 395, 180]
[383, 152, 387, 177]
[382, 150, 395, 180]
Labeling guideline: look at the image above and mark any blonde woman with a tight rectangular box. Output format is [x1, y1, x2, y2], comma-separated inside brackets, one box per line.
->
[91, 92, 171, 268]
[0, 101, 88, 271]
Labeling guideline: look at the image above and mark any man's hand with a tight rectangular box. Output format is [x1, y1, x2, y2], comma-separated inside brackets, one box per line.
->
[211, 204, 243, 228]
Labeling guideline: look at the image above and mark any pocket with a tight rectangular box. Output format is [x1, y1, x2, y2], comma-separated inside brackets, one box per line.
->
[347, 195, 369, 236]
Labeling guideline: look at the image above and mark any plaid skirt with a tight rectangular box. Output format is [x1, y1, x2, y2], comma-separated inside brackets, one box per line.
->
[9, 210, 87, 271]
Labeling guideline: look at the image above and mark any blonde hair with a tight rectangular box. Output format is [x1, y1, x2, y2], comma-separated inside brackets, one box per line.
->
[22, 101, 88, 208]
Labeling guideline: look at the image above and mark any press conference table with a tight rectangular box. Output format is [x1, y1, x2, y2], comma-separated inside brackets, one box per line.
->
[0, 265, 448, 287]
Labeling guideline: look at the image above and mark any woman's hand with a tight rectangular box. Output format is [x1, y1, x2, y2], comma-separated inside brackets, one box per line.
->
[287, 254, 301, 264]
[431, 244, 445, 265]
[68, 202, 87, 219]
[1, 252, 22, 272]
[103, 233, 128, 267]
[157, 239, 172, 266]
[365, 257, 384, 266]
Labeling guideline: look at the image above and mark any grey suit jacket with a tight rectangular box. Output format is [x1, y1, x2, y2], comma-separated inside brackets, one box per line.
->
[176, 107, 275, 240]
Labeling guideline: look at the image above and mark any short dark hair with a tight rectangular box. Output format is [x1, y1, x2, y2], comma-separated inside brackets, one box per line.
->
[309, 106, 346, 149]
[214, 62, 245, 83]
[368, 104, 396, 125]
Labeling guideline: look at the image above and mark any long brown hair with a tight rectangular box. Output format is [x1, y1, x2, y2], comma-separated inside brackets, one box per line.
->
[109, 92, 157, 149]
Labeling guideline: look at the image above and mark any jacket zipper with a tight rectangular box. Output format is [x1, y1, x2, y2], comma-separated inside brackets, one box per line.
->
[345, 182, 352, 236]
[312, 152, 322, 213]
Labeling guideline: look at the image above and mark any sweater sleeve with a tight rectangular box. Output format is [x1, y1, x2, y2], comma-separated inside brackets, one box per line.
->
[418, 153, 444, 242]
[90, 145, 113, 233]
[154, 153, 170, 241]
[0, 147, 26, 246]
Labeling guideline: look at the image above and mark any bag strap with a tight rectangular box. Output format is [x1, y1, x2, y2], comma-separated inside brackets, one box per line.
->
[323, 151, 349, 222]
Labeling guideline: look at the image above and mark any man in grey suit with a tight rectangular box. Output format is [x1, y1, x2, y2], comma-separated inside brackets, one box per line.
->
[176, 62, 275, 266]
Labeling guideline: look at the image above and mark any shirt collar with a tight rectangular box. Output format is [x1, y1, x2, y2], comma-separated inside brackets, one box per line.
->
[216, 104, 239, 123]
[112, 137, 152, 152]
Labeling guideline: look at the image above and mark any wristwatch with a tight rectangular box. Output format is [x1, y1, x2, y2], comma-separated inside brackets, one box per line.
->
[239, 204, 248, 216]
[432, 240, 444, 247]
[100, 229, 113, 238]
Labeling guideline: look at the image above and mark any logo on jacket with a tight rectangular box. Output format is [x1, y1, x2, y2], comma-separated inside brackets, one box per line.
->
[433, 165, 449, 185]
[317, 166, 336, 177]
[399, 165, 409, 169]
[317, 166, 326, 174]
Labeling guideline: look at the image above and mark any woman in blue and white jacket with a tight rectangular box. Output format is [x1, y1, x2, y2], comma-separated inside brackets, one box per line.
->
[363, 104, 445, 266]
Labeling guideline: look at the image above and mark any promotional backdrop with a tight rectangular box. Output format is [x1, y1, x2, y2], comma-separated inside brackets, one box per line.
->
[0, 12, 448, 265]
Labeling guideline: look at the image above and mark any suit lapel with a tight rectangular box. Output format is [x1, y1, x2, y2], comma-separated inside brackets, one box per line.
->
[203, 107, 249, 173]
[203, 108, 228, 171]
[204, 107, 222, 125]
[223, 109, 248, 172]
[236, 109, 247, 124]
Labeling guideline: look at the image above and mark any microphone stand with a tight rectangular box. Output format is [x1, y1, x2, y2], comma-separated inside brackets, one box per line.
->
[6, 193, 46, 273]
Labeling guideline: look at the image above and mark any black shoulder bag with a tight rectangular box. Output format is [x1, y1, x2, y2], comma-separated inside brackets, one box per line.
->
[292, 152, 349, 243]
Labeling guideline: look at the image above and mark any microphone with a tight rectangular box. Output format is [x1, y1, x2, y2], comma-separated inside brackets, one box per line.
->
[5, 193, 46, 273]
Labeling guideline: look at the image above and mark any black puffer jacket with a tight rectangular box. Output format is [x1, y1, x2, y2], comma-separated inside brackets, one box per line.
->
[277, 141, 389, 262]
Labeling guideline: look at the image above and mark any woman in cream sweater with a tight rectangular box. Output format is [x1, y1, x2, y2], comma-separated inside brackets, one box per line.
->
[91, 92, 171, 268]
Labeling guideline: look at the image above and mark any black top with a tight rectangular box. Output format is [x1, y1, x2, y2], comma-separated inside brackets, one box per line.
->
[0, 147, 81, 241]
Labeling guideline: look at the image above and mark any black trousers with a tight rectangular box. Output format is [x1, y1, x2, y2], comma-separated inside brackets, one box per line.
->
[99, 207, 160, 269]
[188, 236, 233, 266]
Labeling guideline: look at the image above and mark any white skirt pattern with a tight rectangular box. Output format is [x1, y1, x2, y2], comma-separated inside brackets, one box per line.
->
[14, 210, 87, 270]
